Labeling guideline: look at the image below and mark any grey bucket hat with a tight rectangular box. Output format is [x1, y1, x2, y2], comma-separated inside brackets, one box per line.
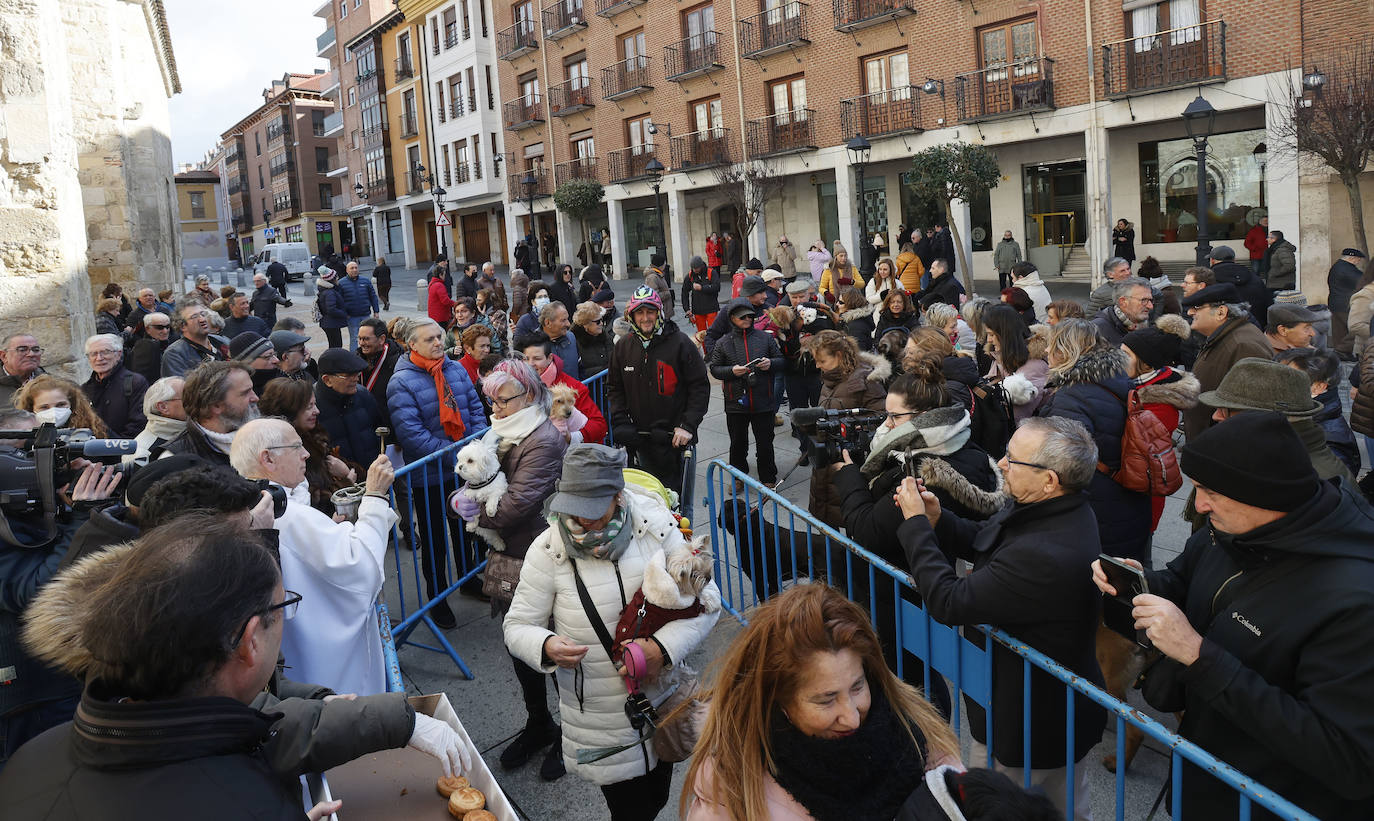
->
[547, 444, 627, 520]
[1198, 357, 1321, 418]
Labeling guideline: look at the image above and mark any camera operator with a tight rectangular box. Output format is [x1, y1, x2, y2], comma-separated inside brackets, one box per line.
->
[806, 331, 888, 528]
[708, 301, 783, 488]
[0, 408, 120, 765]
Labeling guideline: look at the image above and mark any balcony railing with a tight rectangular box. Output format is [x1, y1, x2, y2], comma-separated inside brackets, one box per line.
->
[404, 172, 425, 195]
[266, 117, 290, 143]
[549, 78, 594, 117]
[225, 145, 242, 165]
[367, 177, 393, 201]
[273, 195, 295, 214]
[498, 21, 539, 60]
[670, 128, 733, 170]
[594, 0, 645, 17]
[542, 0, 586, 40]
[507, 166, 550, 201]
[832, 0, 914, 31]
[269, 159, 294, 179]
[840, 85, 922, 138]
[322, 110, 344, 137]
[394, 57, 415, 81]
[556, 156, 599, 184]
[231, 209, 248, 227]
[453, 163, 472, 185]
[399, 112, 419, 138]
[324, 155, 349, 177]
[356, 66, 382, 85]
[450, 99, 466, 119]
[607, 144, 660, 181]
[1103, 19, 1226, 98]
[445, 25, 459, 49]
[954, 57, 1055, 121]
[746, 110, 817, 157]
[739, 3, 810, 59]
[227, 175, 250, 195]
[503, 93, 544, 130]
[317, 27, 336, 57]
[601, 54, 653, 100]
[664, 32, 723, 81]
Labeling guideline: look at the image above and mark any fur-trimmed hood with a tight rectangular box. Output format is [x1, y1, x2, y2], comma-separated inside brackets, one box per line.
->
[840, 306, 874, 325]
[1047, 344, 1128, 389]
[22, 541, 137, 677]
[915, 454, 1008, 518]
[1136, 370, 1201, 409]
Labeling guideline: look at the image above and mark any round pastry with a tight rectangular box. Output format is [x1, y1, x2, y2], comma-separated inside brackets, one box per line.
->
[447, 786, 485, 818]
[464, 811, 497, 821]
[435, 775, 469, 797]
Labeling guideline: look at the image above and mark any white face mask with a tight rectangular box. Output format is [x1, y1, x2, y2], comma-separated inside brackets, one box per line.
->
[533, 295, 550, 311]
[35, 406, 72, 427]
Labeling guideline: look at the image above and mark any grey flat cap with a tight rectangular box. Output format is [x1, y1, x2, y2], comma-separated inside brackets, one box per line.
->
[547, 444, 627, 519]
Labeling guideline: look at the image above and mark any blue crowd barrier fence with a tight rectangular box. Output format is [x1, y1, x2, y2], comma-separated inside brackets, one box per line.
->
[704, 460, 1316, 821]
[383, 369, 613, 682]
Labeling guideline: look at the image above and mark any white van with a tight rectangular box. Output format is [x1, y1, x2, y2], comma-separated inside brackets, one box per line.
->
[252, 242, 313, 281]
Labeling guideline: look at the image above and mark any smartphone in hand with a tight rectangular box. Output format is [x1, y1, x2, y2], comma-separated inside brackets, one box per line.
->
[1099, 554, 1152, 648]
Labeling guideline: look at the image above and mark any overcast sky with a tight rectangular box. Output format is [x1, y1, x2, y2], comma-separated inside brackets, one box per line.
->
[166, 0, 328, 169]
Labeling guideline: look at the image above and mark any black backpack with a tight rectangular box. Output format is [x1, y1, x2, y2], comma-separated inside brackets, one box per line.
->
[968, 379, 1015, 459]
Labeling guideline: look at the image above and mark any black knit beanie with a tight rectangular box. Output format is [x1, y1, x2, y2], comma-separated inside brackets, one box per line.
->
[1122, 327, 1182, 369]
[1180, 411, 1318, 512]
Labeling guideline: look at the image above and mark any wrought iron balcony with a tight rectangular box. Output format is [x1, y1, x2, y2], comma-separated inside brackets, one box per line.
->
[224, 145, 242, 165]
[832, 0, 914, 32]
[394, 57, 415, 81]
[954, 57, 1055, 121]
[549, 78, 594, 117]
[356, 66, 381, 85]
[739, 3, 810, 59]
[503, 93, 544, 130]
[226, 175, 250, 195]
[840, 85, 922, 138]
[266, 117, 290, 143]
[746, 110, 817, 157]
[601, 55, 652, 100]
[670, 128, 733, 170]
[445, 24, 459, 48]
[453, 163, 471, 185]
[507, 166, 550, 200]
[664, 33, 723, 82]
[594, 0, 645, 17]
[451, 99, 466, 119]
[498, 21, 539, 60]
[542, 0, 586, 40]
[399, 112, 419, 138]
[607, 144, 661, 182]
[1103, 19, 1225, 98]
[268, 158, 294, 179]
[272, 194, 295, 214]
[556, 156, 599, 184]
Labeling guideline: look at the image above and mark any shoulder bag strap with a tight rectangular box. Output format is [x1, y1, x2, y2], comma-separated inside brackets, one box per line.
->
[569, 558, 618, 662]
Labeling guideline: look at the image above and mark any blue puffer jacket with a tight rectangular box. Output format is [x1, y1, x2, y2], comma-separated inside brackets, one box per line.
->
[1036, 345, 1152, 564]
[336, 274, 379, 318]
[314, 381, 383, 466]
[387, 355, 488, 485]
[316, 282, 348, 330]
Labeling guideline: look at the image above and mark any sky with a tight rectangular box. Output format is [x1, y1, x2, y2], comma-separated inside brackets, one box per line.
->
[165, 0, 328, 169]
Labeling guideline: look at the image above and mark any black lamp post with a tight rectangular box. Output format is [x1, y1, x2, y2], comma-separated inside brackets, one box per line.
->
[1252, 142, 1267, 209]
[846, 133, 872, 273]
[521, 171, 538, 240]
[1182, 94, 1217, 266]
[433, 186, 448, 256]
[646, 157, 666, 268]
[262, 208, 272, 244]
[353, 182, 370, 258]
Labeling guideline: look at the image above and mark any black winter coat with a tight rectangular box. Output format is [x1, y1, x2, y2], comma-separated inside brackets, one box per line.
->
[362, 342, 402, 427]
[708, 325, 783, 414]
[61, 503, 139, 571]
[152, 423, 231, 466]
[838, 307, 876, 352]
[681, 266, 722, 316]
[873, 308, 921, 340]
[314, 381, 382, 466]
[1146, 481, 1374, 820]
[941, 354, 980, 412]
[899, 492, 1106, 769]
[1327, 259, 1363, 313]
[250, 283, 289, 325]
[915, 274, 962, 309]
[81, 365, 147, 438]
[573, 324, 612, 376]
[222, 313, 270, 339]
[1036, 347, 1152, 563]
[607, 320, 710, 443]
[1211, 260, 1273, 327]
[548, 278, 578, 315]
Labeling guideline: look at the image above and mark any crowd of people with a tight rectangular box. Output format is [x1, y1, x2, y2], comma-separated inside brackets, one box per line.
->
[2, 228, 1373, 821]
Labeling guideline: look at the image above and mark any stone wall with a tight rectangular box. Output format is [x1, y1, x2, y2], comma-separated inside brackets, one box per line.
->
[0, 0, 177, 377]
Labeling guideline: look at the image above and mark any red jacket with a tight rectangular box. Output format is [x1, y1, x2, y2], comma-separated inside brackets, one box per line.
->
[550, 366, 609, 445]
[428, 277, 455, 324]
[1244, 224, 1267, 261]
[457, 353, 480, 386]
[705, 237, 723, 268]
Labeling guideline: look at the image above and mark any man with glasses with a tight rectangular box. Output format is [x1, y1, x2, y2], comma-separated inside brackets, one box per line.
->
[895, 416, 1107, 819]
[154, 361, 258, 465]
[229, 332, 282, 394]
[81, 333, 148, 437]
[1090, 277, 1154, 346]
[128, 311, 172, 384]
[161, 301, 227, 378]
[1, 514, 468, 815]
[357, 317, 400, 424]
[268, 330, 314, 384]
[0, 333, 45, 406]
[231, 418, 398, 696]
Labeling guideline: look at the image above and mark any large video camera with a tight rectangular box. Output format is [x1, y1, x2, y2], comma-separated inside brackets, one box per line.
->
[791, 407, 887, 465]
[0, 423, 135, 548]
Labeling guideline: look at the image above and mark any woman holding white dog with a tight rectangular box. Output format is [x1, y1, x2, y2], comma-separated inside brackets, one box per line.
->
[450, 359, 568, 779]
[505, 444, 720, 821]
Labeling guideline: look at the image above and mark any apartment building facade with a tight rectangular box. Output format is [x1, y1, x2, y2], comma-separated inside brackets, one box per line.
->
[174, 169, 224, 262]
[221, 72, 339, 262]
[490, 0, 1364, 297]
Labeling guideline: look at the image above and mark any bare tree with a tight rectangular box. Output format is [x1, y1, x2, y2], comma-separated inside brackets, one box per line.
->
[712, 160, 787, 259]
[1271, 39, 1374, 255]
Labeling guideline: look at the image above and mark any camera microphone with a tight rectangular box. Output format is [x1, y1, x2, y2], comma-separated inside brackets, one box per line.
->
[80, 439, 137, 459]
[790, 407, 873, 427]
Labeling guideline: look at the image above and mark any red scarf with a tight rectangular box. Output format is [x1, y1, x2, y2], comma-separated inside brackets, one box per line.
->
[364, 341, 391, 391]
[409, 351, 466, 442]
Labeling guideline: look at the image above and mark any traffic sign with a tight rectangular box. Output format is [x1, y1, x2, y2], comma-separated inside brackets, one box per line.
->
[435, 212, 451, 227]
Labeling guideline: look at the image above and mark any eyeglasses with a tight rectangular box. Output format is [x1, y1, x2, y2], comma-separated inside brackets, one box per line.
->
[885, 411, 917, 424]
[1004, 458, 1052, 472]
[490, 389, 526, 410]
[86, 350, 121, 359]
[230, 590, 302, 648]
[146, 324, 170, 331]
[266, 442, 307, 452]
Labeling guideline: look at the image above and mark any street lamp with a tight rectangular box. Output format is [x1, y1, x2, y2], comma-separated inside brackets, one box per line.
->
[262, 208, 272, 244]
[521, 171, 538, 243]
[846, 133, 872, 273]
[1181, 94, 1217, 266]
[646, 157, 667, 268]
[1252, 142, 1267, 209]
[1301, 66, 1327, 94]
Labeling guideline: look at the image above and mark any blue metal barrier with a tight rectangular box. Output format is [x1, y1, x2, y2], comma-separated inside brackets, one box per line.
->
[583, 368, 613, 447]
[377, 600, 404, 693]
[704, 460, 1317, 821]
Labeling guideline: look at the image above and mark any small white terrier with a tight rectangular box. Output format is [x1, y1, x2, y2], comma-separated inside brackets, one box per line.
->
[641, 534, 720, 613]
[453, 439, 508, 551]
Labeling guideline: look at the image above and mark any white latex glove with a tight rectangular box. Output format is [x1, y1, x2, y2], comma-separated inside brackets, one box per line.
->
[407, 712, 470, 776]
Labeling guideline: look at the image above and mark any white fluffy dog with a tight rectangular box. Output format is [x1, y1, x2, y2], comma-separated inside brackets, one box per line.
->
[641, 534, 721, 613]
[453, 439, 508, 551]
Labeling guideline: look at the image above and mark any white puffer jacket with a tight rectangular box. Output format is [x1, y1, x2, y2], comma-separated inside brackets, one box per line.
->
[504, 489, 721, 786]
